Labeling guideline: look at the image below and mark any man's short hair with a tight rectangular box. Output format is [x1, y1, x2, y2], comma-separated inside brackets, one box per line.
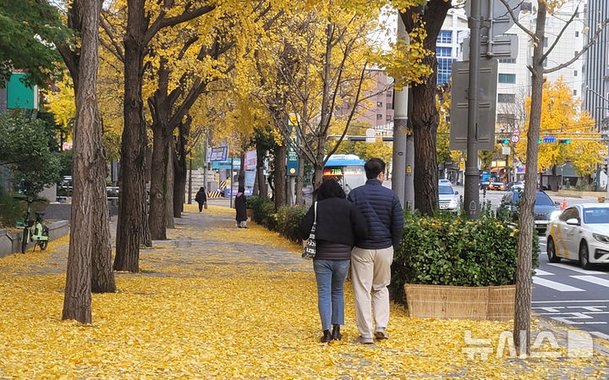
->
[365, 158, 386, 179]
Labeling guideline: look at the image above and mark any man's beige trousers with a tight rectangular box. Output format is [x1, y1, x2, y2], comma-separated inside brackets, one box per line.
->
[351, 246, 394, 339]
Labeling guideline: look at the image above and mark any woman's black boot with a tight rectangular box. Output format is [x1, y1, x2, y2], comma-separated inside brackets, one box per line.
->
[331, 325, 342, 340]
[321, 330, 332, 343]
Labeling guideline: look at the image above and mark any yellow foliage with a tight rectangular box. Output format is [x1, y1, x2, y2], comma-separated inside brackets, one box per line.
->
[515, 78, 604, 175]
[44, 74, 76, 137]
[1, 207, 609, 378]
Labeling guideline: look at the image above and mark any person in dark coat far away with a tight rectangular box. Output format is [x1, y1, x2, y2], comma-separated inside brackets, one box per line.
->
[195, 187, 207, 212]
[235, 186, 247, 228]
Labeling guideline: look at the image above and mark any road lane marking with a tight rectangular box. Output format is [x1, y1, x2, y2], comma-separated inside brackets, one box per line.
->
[547, 263, 608, 275]
[532, 277, 585, 292]
[534, 269, 554, 276]
[590, 331, 609, 340]
[572, 275, 609, 288]
[567, 306, 607, 312]
[532, 306, 564, 312]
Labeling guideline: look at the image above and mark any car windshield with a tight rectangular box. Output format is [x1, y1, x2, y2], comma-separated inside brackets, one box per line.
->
[439, 185, 454, 195]
[512, 191, 554, 206]
[583, 208, 609, 224]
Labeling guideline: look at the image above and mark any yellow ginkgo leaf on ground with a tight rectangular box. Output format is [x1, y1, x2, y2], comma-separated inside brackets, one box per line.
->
[0, 205, 608, 379]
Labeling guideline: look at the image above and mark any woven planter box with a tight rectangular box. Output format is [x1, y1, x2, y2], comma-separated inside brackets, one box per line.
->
[404, 284, 516, 321]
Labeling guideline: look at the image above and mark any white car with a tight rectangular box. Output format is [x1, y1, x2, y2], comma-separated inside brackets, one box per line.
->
[546, 204, 609, 269]
[438, 182, 460, 211]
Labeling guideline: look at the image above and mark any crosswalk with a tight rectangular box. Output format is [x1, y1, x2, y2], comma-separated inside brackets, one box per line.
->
[533, 264, 609, 292]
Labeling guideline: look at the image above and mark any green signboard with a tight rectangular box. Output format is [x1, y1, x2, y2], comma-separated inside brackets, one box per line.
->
[7, 73, 36, 109]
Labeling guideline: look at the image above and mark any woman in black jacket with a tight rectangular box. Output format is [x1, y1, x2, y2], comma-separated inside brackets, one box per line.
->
[300, 179, 368, 343]
[195, 187, 207, 212]
[235, 186, 248, 228]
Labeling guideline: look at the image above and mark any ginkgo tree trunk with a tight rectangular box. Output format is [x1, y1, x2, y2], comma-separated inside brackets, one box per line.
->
[400, 0, 451, 215]
[112, 1, 214, 272]
[61, 0, 107, 323]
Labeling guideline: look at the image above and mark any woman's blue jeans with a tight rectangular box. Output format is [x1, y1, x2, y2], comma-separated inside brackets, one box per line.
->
[313, 259, 350, 331]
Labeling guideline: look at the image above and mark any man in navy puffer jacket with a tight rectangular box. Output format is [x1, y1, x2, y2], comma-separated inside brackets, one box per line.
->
[347, 158, 403, 344]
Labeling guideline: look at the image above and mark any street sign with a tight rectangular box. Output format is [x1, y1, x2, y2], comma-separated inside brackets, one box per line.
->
[450, 59, 499, 151]
[543, 136, 557, 143]
[463, 34, 519, 59]
[365, 128, 376, 143]
[511, 134, 520, 143]
[465, 0, 523, 59]
[209, 146, 228, 162]
[287, 114, 299, 176]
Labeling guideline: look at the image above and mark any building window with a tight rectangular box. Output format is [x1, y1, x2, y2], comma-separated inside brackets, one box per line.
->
[575, 50, 578, 57]
[498, 73, 516, 83]
[386, 103, 393, 109]
[437, 30, 452, 44]
[543, 58, 547, 67]
[575, 31, 579, 37]
[377, 101, 383, 107]
[499, 58, 516, 63]
[386, 91, 392, 97]
[436, 47, 452, 57]
[377, 114, 383, 120]
[574, 70, 578, 77]
[437, 57, 456, 85]
[544, 37, 548, 47]
[573, 89, 577, 96]
[386, 115, 392, 121]
[498, 94, 516, 103]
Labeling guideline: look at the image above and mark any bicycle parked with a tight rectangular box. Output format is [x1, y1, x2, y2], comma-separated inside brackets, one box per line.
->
[16, 196, 49, 253]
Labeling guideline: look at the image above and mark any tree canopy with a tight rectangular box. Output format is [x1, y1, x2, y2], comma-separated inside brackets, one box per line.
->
[0, 0, 68, 87]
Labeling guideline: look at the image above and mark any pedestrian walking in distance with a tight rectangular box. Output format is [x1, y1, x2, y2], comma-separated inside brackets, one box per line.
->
[300, 178, 368, 343]
[235, 186, 248, 228]
[347, 158, 404, 344]
[195, 187, 207, 212]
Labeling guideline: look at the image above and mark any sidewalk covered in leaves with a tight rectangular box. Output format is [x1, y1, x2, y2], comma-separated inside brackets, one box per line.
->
[1, 205, 609, 379]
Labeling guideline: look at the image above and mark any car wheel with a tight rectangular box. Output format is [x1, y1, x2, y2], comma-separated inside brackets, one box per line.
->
[547, 237, 560, 263]
[579, 242, 591, 270]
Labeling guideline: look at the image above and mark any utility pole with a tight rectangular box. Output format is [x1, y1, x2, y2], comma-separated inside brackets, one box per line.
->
[391, 15, 410, 208]
[464, 0, 482, 219]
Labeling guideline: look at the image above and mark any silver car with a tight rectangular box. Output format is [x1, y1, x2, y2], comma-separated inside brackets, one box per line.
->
[438, 182, 460, 211]
[547, 204, 609, 269]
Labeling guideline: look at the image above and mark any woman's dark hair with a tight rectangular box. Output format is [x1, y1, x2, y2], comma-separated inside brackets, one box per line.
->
[316, 178, 346, 201]
[199, 187, 205, 192]
[364, 158, 386, 179]
[238, 186, 245, 193]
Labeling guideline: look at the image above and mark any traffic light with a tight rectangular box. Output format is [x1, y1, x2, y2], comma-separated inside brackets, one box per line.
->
[538, 138, 542, 144]
[558, 139, 571, 144]
[496, 138, 509, 145]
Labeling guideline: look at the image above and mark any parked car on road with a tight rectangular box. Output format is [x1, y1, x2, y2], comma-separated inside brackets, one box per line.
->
[488, 181, 506, 191]
[546, 204, 609, 269]
[496, 190, 560, 233]
[438, 181, 460, 212]
[509, 181, 524, 191]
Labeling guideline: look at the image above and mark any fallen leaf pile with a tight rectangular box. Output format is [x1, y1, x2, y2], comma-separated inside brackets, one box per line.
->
[0, 204, 608, 379]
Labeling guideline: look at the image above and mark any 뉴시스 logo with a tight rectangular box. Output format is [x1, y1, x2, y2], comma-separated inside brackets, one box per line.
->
[462, 330, 594, 360]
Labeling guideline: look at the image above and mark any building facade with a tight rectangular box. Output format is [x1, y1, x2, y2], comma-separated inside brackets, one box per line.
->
[350, 69, 395, 135]
[583, 0, 609, 131]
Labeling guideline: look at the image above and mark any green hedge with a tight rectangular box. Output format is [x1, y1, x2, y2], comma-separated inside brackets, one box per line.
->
[390, 211, 539, 303]
[247, 196, 306, 242]
[0, 188, 22, 228]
